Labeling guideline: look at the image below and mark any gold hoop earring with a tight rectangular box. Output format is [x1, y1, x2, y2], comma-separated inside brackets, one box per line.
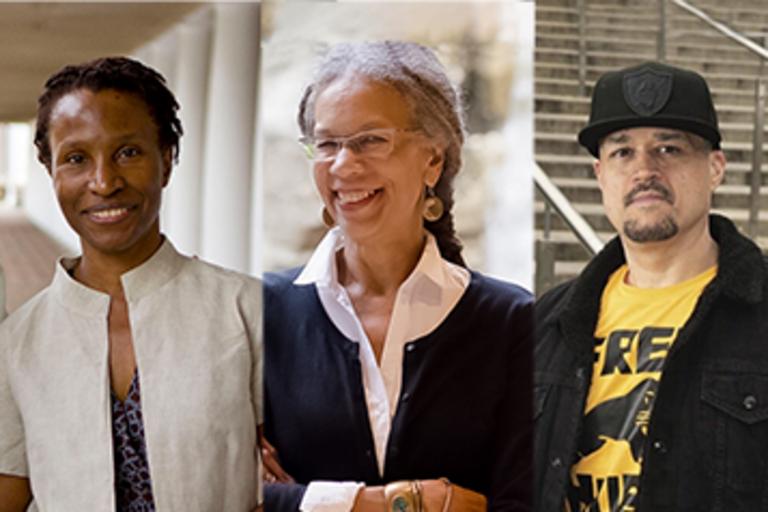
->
[322, 207, 335, 227]
[423, 186, 444, 222]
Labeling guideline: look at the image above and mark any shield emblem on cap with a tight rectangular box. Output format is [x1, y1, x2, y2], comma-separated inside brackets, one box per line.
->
[623, 67, 673, 116]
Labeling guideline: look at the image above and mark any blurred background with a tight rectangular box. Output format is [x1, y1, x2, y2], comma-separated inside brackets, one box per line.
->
[5, 0, 768, 308]
[0, 0, 535, 314]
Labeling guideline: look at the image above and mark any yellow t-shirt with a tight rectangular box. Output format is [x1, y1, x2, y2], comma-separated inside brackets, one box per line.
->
[565, 264, 716, 512]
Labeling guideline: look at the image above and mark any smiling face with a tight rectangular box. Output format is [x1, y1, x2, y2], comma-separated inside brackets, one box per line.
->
[594, 127, 725, 245]
[311, 75, 444, 244]
[47, 88, 172, 264]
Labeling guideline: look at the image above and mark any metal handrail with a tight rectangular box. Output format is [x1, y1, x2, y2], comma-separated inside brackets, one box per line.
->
[668, 0, 768, 237]
[534, 164, 604, 256]
[671, 0, 768, 60]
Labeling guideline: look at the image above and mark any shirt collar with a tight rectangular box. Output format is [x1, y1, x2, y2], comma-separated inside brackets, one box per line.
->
[51, 238, 187, 316]
[294, 227, 452, 292]
[294, 226, 344, 287]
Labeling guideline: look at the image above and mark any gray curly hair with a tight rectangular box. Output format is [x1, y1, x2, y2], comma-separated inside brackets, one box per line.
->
[297, 40, 467, 267]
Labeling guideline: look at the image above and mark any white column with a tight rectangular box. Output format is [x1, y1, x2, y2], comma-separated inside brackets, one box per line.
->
[249, 44, 263, 276]
[146, 28, 179, 90]
[6, 123, 31, 209]
[165, 7, 213, 256]
[144, 30, 179, 231]
[199, 3, 260, 272]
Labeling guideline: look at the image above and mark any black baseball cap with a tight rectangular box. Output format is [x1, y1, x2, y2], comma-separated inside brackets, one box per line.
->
[578, 61, 721, 157]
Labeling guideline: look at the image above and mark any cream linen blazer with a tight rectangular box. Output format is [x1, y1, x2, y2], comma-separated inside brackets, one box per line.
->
[0, 240, 262, 511]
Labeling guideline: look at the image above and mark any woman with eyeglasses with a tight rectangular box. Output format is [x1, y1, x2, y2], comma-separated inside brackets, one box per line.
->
[263, 41, 533, 512]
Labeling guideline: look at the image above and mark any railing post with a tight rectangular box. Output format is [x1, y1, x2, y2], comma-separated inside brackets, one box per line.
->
[657, 0, 667, 62]
[577, 0, 587, 96]
[535, 239, 557, 297]
[749, 72, 765, 239]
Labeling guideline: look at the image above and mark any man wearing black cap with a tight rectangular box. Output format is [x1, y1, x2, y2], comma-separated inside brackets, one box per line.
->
[535, 61, 768, 512]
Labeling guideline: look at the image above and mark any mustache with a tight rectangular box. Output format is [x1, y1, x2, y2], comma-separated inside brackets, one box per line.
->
[623, 182, 674, 207]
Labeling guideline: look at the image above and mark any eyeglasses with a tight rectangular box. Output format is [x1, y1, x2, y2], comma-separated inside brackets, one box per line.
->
[299, 128, 418, 162]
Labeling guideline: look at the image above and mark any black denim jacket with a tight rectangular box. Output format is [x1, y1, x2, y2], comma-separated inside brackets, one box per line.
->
[534, 215, 768, 512]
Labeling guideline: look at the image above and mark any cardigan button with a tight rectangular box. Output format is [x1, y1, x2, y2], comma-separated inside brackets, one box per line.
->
[401, 392, 411, 402]
[744, 395, 758, 410]
[652, 440, 667, 454]
[406, 343, 416, 352]
[551, 458, 562, 468]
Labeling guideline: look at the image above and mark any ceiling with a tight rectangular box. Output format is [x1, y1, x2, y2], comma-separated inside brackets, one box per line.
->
[0, 2, 203, 122]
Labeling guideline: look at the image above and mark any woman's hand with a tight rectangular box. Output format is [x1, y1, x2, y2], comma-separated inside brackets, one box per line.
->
[352, 479, 487, 512]
[0, 474, 32, 512]
[260, 436, 295, 484]
[256, 436, 485, 512]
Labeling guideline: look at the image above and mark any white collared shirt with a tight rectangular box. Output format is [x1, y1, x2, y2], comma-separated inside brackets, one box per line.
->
[296, 227, 469, 512]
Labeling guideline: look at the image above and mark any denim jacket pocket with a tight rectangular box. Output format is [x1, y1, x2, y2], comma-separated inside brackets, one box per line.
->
[700, 364, 768, 500]
[702, 370, 768, 424]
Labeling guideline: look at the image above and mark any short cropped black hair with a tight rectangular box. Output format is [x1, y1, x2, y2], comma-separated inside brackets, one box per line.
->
[34, 56, 183, 169]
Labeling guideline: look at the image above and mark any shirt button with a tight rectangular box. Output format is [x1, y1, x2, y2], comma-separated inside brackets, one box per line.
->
[744, 395, 758, 410]
[652, 440, 667, 454]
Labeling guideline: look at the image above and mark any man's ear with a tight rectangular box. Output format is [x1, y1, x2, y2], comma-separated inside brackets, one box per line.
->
[709, 150, 726, 192]
[593, 158, 604, 191]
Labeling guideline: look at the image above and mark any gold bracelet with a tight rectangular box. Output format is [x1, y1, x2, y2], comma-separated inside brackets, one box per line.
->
[440, 478, 452, 512]
[384, 480, 423, 512]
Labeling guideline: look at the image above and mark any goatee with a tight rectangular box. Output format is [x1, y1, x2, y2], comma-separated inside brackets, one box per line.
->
[624, 216, 679, 243]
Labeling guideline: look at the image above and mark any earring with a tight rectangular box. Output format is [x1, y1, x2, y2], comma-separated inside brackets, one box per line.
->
[423, 186, 444, 222]
[322, 206, 335, 227]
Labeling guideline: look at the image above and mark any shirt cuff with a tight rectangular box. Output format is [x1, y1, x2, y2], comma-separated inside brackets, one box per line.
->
[299, 481, 365, 512]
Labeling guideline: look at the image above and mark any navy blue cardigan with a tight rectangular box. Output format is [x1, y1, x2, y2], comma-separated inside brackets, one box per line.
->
[263, 267, 534, 511]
